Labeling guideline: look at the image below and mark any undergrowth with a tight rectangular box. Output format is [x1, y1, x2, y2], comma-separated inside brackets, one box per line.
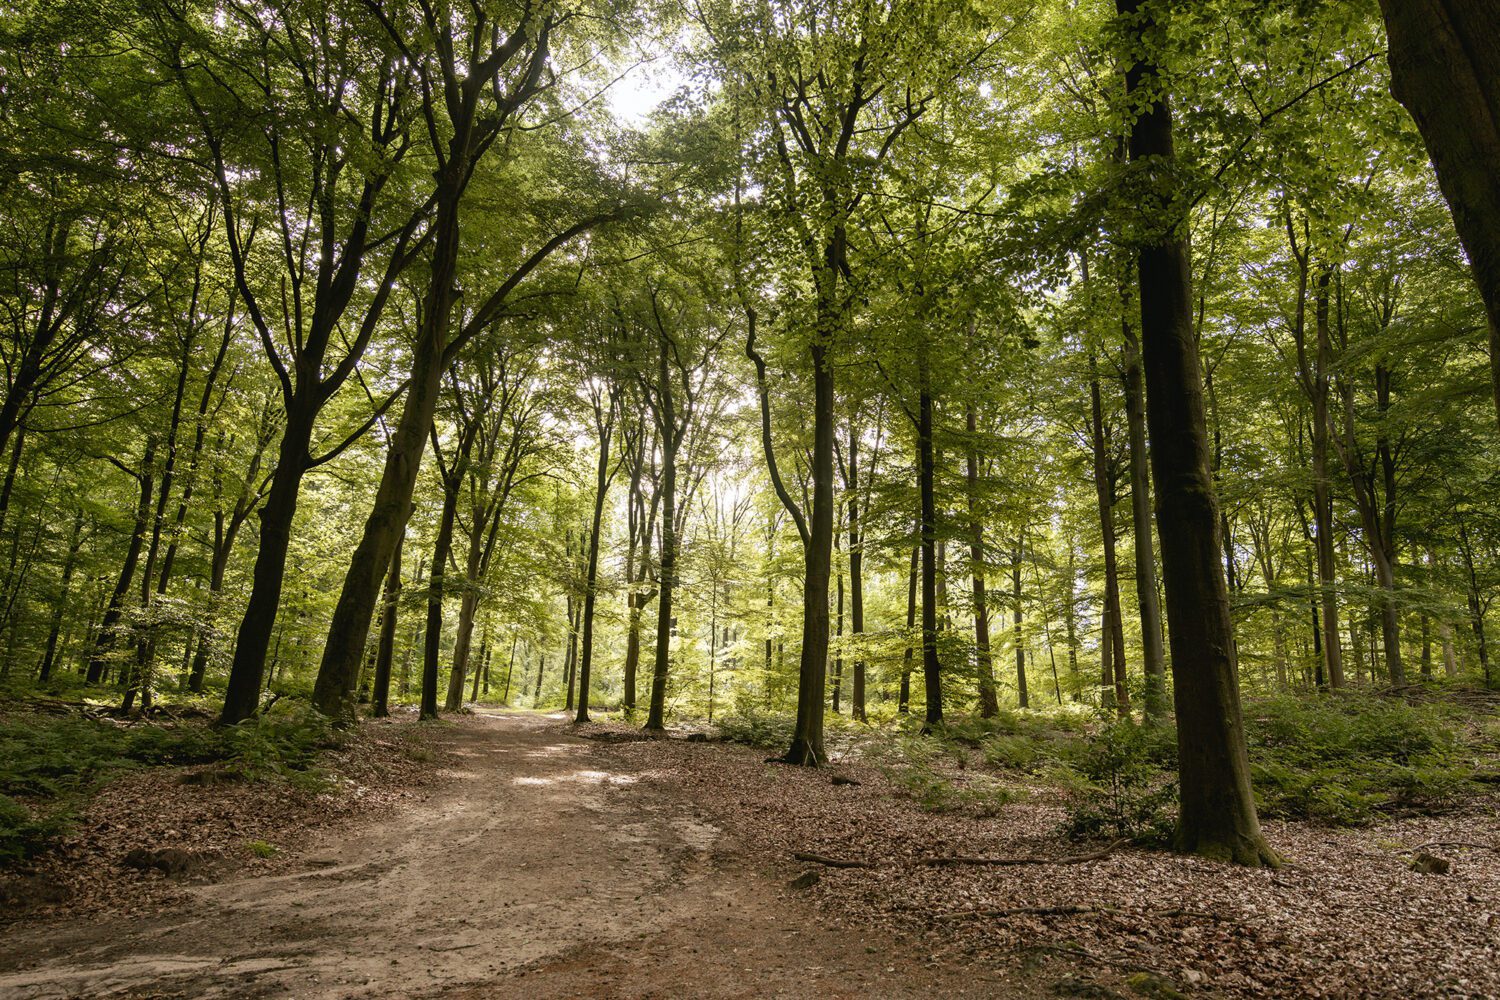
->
[0, 702, 343, 865]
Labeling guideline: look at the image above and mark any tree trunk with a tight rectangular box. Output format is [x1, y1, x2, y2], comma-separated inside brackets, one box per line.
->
[575, 411, 614, 724]
[966, 405, 999, 718]
[1122, 310, 1168, 718]
[420, 472, 462, 721]
[847, 428, 867, 722]
[1117, 0, 1277, 866]
[918, 370, 944, 730]
[371, 531, 403, 718]
[1310, 270, 1346, 688]
[38, 508, 83, 682]
[646, 436, 679, 731]
[220, 401, 316, 724]
[783, 334, 834, 764]
[88, 438, 156, 686]
[1089, 362, 1129, 715]
[899, 542, 918, 714]
[1378, 0, 1500, 428]
[1012, 538, 1028, 709]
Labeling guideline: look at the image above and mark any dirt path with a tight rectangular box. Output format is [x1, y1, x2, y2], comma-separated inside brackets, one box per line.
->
[0, 712, 1033, 999]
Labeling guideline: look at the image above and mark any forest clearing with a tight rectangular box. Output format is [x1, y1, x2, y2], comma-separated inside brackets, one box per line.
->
[4, 0, 1500, 996]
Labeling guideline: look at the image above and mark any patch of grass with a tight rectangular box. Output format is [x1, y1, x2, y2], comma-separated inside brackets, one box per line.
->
[245, 839, 279, 859]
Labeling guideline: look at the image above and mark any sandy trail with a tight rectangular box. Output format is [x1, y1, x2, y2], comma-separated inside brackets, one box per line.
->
[0, 712, 1027, 999]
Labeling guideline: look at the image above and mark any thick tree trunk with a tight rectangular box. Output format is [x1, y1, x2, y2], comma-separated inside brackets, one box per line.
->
[315, 333, 445, 720]
[1117, 0, 1276, 866]
[220, 402, 316, 724]
[1378, 0, 1500, 428]
[783, 337, 834, 763]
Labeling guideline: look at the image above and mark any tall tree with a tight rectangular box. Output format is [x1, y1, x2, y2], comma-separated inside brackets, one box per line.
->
[1115, 0, 1277, 865]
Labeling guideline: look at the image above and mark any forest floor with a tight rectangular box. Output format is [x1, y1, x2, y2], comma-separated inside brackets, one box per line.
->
[1, 709, 1497, 999]
[0, 710, 1044, 1000]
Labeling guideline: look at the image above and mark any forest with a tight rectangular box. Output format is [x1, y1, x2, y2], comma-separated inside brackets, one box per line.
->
[2, 0, 1499, 997]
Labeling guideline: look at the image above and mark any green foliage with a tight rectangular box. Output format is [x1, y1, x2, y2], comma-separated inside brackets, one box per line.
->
[1056, 721, 1179, 845]
[245, 839, 279, 859]
[0, 794, 68, 866]
[877, 733, 1020, 817]
[1245, 695, 1477, 825]
[0, 702, 345, 865]
[1031, 696, 1488, 835]
[715, 706, 796, 749]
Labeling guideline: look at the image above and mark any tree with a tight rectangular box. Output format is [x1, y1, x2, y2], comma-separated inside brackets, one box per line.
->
[1115, 0, 1277, 866]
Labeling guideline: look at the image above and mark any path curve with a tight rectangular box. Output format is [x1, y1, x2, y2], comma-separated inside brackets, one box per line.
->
[0, 712, 1024, 999]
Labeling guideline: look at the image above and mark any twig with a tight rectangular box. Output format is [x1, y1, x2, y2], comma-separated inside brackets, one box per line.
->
[793, 852, 874, 869]
[921, 839, 1128, 867]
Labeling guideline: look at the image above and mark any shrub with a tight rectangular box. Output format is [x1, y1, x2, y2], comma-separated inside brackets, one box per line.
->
[1057, 720, 1177, 844]
[875, 734, 1019, 817]
[0, 794, 67, 866]
[715, 707, 795, 750]
[1245, 695, 1476, 824]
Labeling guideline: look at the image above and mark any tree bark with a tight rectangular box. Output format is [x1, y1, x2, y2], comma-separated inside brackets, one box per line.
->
[1378, 0, 1500, 428]
[917, 365, 944, 730]
[1089, 360, 1129, 714]
[966, 405, 999, 718]
[646, 427, 679, 731]
[88, 438, 156, 685]
[371, 531, 403, 718]
[1117, 0, 1276, 865]
[846, 426, 868, 722]
[420, 461, 463, 721]
[38, 508, 84, 682]
[1122, 308, 1168, 718]
[575, 397, 616, 724]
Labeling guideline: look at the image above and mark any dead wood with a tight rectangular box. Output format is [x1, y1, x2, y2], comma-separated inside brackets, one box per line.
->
[920, 838, 1128, 867]
[793, 852, 875, 869]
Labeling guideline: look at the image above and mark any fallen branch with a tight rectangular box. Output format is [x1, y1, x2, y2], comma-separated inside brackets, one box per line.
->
[793, 852, 875, 869]
[939, 904, 1111, 920]
[921, 838, 1128, 867]
[1406, 840, 1500, 854]
[938, 903, 1232, 923]
[1016, 942, 1164, 977]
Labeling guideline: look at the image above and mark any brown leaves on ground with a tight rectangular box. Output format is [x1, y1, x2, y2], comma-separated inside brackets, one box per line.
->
[576, 721, 1500, 1000]
[1, 709, 454, 924]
